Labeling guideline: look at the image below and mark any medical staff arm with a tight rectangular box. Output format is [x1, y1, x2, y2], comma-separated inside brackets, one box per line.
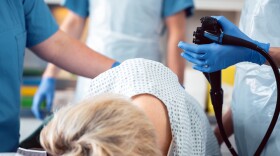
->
[214, 108, 234, 145]
[32, 11, 87, 119]
[165, 11, 187, 84]
[32, 29, 115, 79]
[43, 11, 87, 78]
[39, 11, 87, 90]
[265, 47, 280, 67]
[31, 30, 115, 119]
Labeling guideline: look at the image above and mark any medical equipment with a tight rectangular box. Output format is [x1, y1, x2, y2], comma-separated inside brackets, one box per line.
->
[17, 147, 47, 156]
[193, 16, 280, 156]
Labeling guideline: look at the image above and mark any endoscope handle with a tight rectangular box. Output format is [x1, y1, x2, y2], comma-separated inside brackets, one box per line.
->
[210, 89, 223, 114]
[222, 34, 256, 48]
[203, 71, 223, 112]
[193, 16, 238, 155]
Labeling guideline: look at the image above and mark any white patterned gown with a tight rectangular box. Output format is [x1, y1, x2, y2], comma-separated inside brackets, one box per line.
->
[86, 59, 220, 156]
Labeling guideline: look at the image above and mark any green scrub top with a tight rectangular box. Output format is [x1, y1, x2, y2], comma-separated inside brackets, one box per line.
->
[0, 0, 58, 152]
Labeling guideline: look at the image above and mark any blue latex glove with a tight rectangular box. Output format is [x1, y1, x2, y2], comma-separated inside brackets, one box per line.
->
[32, 77, 56, 120]
[111, 61, 120, 68]
[179, 16, 270, 73]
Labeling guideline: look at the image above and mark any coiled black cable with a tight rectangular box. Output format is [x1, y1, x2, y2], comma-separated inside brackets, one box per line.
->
[222, 35, 280, 156]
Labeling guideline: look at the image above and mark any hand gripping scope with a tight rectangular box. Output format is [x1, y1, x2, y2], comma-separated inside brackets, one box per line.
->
[193, 16, 280, 156]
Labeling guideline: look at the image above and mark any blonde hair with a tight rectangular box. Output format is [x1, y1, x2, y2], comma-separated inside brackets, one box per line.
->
[40, 94, 161, 156]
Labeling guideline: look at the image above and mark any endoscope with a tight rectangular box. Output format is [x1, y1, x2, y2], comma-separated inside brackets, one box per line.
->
[193, 16, 280, 156]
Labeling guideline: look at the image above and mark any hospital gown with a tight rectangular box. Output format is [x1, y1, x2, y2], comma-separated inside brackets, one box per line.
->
[86, 59, 220, 156]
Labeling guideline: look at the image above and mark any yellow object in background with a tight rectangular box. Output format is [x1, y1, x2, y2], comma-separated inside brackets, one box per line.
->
[207, 66, 236, 115]
[21, 86, 38, 97]
[222, 66, 236, 85]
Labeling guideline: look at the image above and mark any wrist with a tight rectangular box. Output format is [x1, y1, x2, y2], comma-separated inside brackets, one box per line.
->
[42, 77, 56, 85]
[256, 41, 270, 53]
[250, 41, 270, 65]
[265, 47, 280, 67]
[42, 72, 58, 78]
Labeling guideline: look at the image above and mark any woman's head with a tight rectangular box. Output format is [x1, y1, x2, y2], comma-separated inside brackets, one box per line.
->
[40, 94, 161, 156]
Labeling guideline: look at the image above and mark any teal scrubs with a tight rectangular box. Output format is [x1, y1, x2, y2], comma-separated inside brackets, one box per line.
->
[63, 0, 194, 101]
[0, 0, 58, 152]
[63, 0, 193, 18]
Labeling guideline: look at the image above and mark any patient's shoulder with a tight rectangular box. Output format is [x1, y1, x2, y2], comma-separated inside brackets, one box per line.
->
[132, 94, 172, 156]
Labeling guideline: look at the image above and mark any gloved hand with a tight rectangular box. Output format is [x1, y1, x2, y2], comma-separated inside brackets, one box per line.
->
[111, 61, 120, 68]
[213, 16, 251, 42]
[179, 16, 270, 73]
[32, 77, 56, 120]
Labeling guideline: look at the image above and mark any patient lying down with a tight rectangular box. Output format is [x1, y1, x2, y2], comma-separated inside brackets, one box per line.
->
[40, 59, 220, 156]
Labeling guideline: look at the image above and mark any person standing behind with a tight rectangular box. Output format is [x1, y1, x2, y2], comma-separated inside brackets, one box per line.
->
[32, 0, 194, 119]
[179, 0, 280, 154]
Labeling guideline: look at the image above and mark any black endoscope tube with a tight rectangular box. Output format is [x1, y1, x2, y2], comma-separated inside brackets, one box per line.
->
[208, 76, 238, 156]
[222, 35, 280, 156]
[205, 71, 238, 156]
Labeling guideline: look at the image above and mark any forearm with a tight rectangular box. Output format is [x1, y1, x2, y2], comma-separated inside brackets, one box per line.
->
[167, 37, 186, 84]
[214, 108, 234, 145]
[165, 11, 187, 84]
[31, 30, 115, 78]
[41, 11, 86, 78]
[265, 47, 280, 67]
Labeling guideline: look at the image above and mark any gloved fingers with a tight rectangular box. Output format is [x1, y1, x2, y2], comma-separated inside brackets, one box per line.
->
[193, 64, 212, 73]
[211, 16, 236, 33]
[46, 93, 54, 113]
[182, 50, 206, 59]
[32, 93, 44, 120]
[181, 52, 206, 66]
[178, 41, 205, 54]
